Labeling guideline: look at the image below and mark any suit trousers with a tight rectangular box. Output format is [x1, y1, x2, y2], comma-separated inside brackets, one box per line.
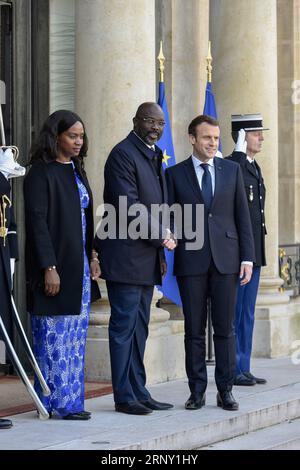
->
[235, 266, 261, 375]
[106, 281, 153, 404]
[177, 261, 238, 394]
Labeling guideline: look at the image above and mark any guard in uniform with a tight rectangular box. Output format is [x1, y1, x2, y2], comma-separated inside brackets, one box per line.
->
[226, 114, 268, 386]
[0, 146, 25, 429]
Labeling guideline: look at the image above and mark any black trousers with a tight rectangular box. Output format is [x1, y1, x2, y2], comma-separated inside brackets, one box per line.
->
[0, 260, 13, 342]
[107, 281, 153, 404]
[177, 261, 238, 394]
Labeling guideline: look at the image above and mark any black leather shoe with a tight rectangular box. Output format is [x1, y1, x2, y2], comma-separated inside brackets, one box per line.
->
[217, 391, 239, 411]
[185, 393, 206, 410]
[76, 410, 91, 417]
[0, 418, 12, 429]
[244, 372, 267, 384]
[115, 402, 153, 415]
[139, 397, 174, 410]
[63, 412, 91, 420]
[234, 373, 256, 386]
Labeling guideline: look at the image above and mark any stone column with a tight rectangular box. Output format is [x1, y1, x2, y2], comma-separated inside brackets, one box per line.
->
[76, 0, 185, 381]
[75, 0, 156, 210]
[210, 0, 290, 357]
[277, 0, 300, 245]
[293, 0, 300, 244]
[155, 0, 209, 163]
[171, 0, 209, 162]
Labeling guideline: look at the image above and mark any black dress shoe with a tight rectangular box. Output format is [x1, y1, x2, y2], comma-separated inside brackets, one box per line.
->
[115, 402, 153, 415]
[217, 391, 239, 411]
[76, 410, 91, 417]
[185, 393, 206, 410]
[0, 418, 12, 429]
[234, 373, 256, 386]
[139, 397, 174, 410]
[244, 372, 267, 384]
[63, 412, 91, 420]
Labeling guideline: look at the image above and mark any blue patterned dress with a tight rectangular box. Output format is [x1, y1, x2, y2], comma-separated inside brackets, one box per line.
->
[31, 163, 91, 417]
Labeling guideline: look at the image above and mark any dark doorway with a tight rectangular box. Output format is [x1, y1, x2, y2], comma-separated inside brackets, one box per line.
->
[0, 0, 49, 368]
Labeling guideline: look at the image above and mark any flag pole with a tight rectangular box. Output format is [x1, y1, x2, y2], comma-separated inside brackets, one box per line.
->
[205, 40, 215, 364]
[157, 41, 165, 83]
[206, 41, 212, 84]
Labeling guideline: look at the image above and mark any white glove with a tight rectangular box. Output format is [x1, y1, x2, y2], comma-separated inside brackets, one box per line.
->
[0, 148, 25, 179]
[235, 129, 247, 153]
[10, 258, 15, 286]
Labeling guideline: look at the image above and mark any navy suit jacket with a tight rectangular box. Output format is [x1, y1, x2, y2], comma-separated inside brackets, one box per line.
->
[95, 131, 168, 286]
[165, 156, 255, 276]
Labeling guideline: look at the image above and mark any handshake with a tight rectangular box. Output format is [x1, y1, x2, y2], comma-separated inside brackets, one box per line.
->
[162, 228, 177, 251]
[235, 129, 247, 153]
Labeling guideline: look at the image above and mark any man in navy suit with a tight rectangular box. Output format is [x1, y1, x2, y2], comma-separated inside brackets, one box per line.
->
[226, 114, 268, 386]
[95, 102, 176, 415]
[165, 115, 255, 411]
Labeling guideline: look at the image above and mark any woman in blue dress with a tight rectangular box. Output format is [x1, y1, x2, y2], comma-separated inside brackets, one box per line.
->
[24, 110, 101, 420]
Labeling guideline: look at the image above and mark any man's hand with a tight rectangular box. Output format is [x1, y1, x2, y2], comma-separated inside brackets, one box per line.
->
[162, 238, 176, 251]
[240, 263, 252, 286]
[90, 260, 101, 280]
[44, 269, 60, 296]
[235, 129, 247, 153]
[161, 260, 167, 277]
[162, 229, 177, 251]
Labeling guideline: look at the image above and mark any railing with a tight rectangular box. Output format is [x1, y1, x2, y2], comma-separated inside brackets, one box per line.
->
[279, 244, 300, 297]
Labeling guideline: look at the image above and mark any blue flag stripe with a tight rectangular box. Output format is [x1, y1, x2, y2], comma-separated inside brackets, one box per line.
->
[156, 82, 182, 306]
[203, 82, 222, 152]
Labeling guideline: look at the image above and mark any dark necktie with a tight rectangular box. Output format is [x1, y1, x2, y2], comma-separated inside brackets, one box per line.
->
[251, 160, 259, 177]
[201, 163, 213, 209]
[153, 154, 162, 176]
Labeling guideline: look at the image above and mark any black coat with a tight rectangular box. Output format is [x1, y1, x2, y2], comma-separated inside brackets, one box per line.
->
[165, 157, 255, 276]
[95, 131, 168, 286]
[0, 173, 18, 337]
[226, 151, 266, 266]
[24, 159, 100, 316]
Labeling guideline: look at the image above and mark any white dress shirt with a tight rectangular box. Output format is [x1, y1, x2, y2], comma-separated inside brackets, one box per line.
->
[191, 155, 215, 194]
[191, 155, 252, 267]
[133, 132, 155, 151]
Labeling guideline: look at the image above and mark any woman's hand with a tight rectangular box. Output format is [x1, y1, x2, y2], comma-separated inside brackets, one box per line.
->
[90, 260, 101, 280]
[44, 268, 60, 296]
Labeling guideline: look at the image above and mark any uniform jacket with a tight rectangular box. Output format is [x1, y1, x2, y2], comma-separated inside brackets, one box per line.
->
[226, 151, 266, 266]
[0, 172, 18, 335]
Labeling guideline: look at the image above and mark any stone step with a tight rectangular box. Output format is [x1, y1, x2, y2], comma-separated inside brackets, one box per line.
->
[201, 418, 300, 450]
[1, 358, 299, 450]
[40, 381, 300, 450]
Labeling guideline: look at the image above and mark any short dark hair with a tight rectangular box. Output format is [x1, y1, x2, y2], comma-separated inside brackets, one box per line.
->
[188, 115, 219, 137]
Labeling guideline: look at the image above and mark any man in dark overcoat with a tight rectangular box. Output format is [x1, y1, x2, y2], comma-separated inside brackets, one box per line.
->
[95, 102, 176, 415]
[226, 114, 268, 386]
